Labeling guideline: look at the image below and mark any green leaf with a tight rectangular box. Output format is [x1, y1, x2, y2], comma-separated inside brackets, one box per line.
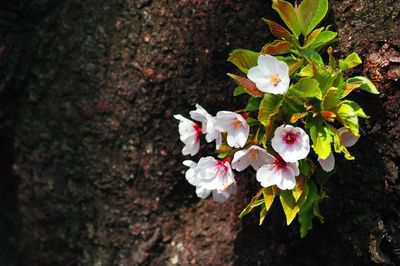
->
[315, 168, 332, 188]
[311, 31, 338, 50]
[298, 0, 329, 36]
[259, 205, 267, 225]
[288, 77, 322, 100]
[263, 186, 278, 211]
[336, 103, 359, 136]
[262, 19, 292, 39]
[272, 0, 301, 37]
[293, 175, 308, 202]
[299, 159, 314, 177]
[228, 49, 260, 74]
[280, 190, 300, 225]
[298, 180, 319, 238]
[217, 152, 230, 159]
[286, 58, 305, 75]
[346, 76, 379, 94]
[339, 52, 362, 71]
[239, 189, 264, 218]
[304, 27, 324, 47]
[259, 186, 278, 225]
[300, 48, 324, 65]
[321, 87, 339, 111]
[341, 100, 369, 118]
[310, 125, 332, 159]
[233, 86, 246, 96]
[258, 94, 284, 127]
[312, 63, 334, 95]
[298, 64, 314, 77]
[246, 97, 262, 112]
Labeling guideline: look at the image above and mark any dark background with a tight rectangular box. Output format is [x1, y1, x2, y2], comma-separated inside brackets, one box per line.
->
[0, 0, 399, 265]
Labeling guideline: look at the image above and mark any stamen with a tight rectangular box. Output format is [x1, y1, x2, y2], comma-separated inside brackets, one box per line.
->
[248, 149, 258, 160]
[271, 74, 281, 86]
[283, 132, 296, 144]
[231, 119, 242, 128]
[273, 155, 287, 169]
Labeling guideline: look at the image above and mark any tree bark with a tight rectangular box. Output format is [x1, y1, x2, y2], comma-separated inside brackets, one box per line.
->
[0, 0, 399, 265]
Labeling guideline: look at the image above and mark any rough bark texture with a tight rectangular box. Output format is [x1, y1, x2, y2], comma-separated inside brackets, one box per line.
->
[0, 0, 399, 265]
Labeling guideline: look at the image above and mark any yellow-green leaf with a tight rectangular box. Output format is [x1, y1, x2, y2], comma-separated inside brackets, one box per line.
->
[346, 76, 379, 94]
[228, 49, 260, 74]
[310, 125, 332, 159]
[258, 93, 284, 127]
[272, 0, 301, 37]
[290, 112, 308, 123]
[336, 103, 359, 136]
[298, 0, 329, 36]
[280, 190, 300, 225]
[339, 52, 362, 71]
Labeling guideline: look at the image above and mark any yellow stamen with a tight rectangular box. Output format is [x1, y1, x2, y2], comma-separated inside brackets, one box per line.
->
[231, 119, 242, 128]
[249, 149, 258, 160]
[271, 74, 281, 86]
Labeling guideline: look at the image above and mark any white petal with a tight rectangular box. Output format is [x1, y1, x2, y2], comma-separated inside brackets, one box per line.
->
[196, 186, 211, 199]
[226, 129, 239, 148]
[183, 160, 197, 168]
[259, 83, 282, 94]
[256, 165, 277, 188]
[232, 149, 251, 172]
[183, 160, 201, 186]
[212, 183, 237, 202]
[233, 125, 249, 148]
[182, 140, 200, 156]
[318, 152, 335, 172]
[275, 60, 289, 77]
[338, 127, 359, 147]
[276, 168, 296, 190]
[258, 54, 277, 73]
[247, 66, 267, 82]
[215, 132, 222, 150]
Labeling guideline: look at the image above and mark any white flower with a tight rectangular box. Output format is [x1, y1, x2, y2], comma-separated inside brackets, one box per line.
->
[271, 125, 310, 163]
[338, 127, 359, 147]
[183, 159, 236, 202]
[190, 104, 222, 149]
[256, 155, 299, 190]
[194, 156, 236, 191]
[174, 114, 202, 156]
[317, 127, 359, 172]
[215, 111, 249, 148]
[247, 54, 290, 95]
[317, 152, 335, 172]
[232, 145, 274, 171]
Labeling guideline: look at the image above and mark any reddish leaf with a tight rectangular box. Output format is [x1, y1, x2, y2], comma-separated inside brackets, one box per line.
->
[228, 74, 263, 97]
[263, 19, 292, 39]
[321, 111, 336, 121]
[261, 40, 291, 55]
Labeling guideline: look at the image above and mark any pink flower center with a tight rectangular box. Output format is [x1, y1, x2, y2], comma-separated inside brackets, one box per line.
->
[193, 123, 202, 140]
[273, 155, 287, 169]
[216, 158, 231, 176]
[283, 131, 296, 145]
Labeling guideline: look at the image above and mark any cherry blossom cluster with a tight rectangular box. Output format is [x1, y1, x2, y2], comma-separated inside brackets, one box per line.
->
[173, 0, 378, 237]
